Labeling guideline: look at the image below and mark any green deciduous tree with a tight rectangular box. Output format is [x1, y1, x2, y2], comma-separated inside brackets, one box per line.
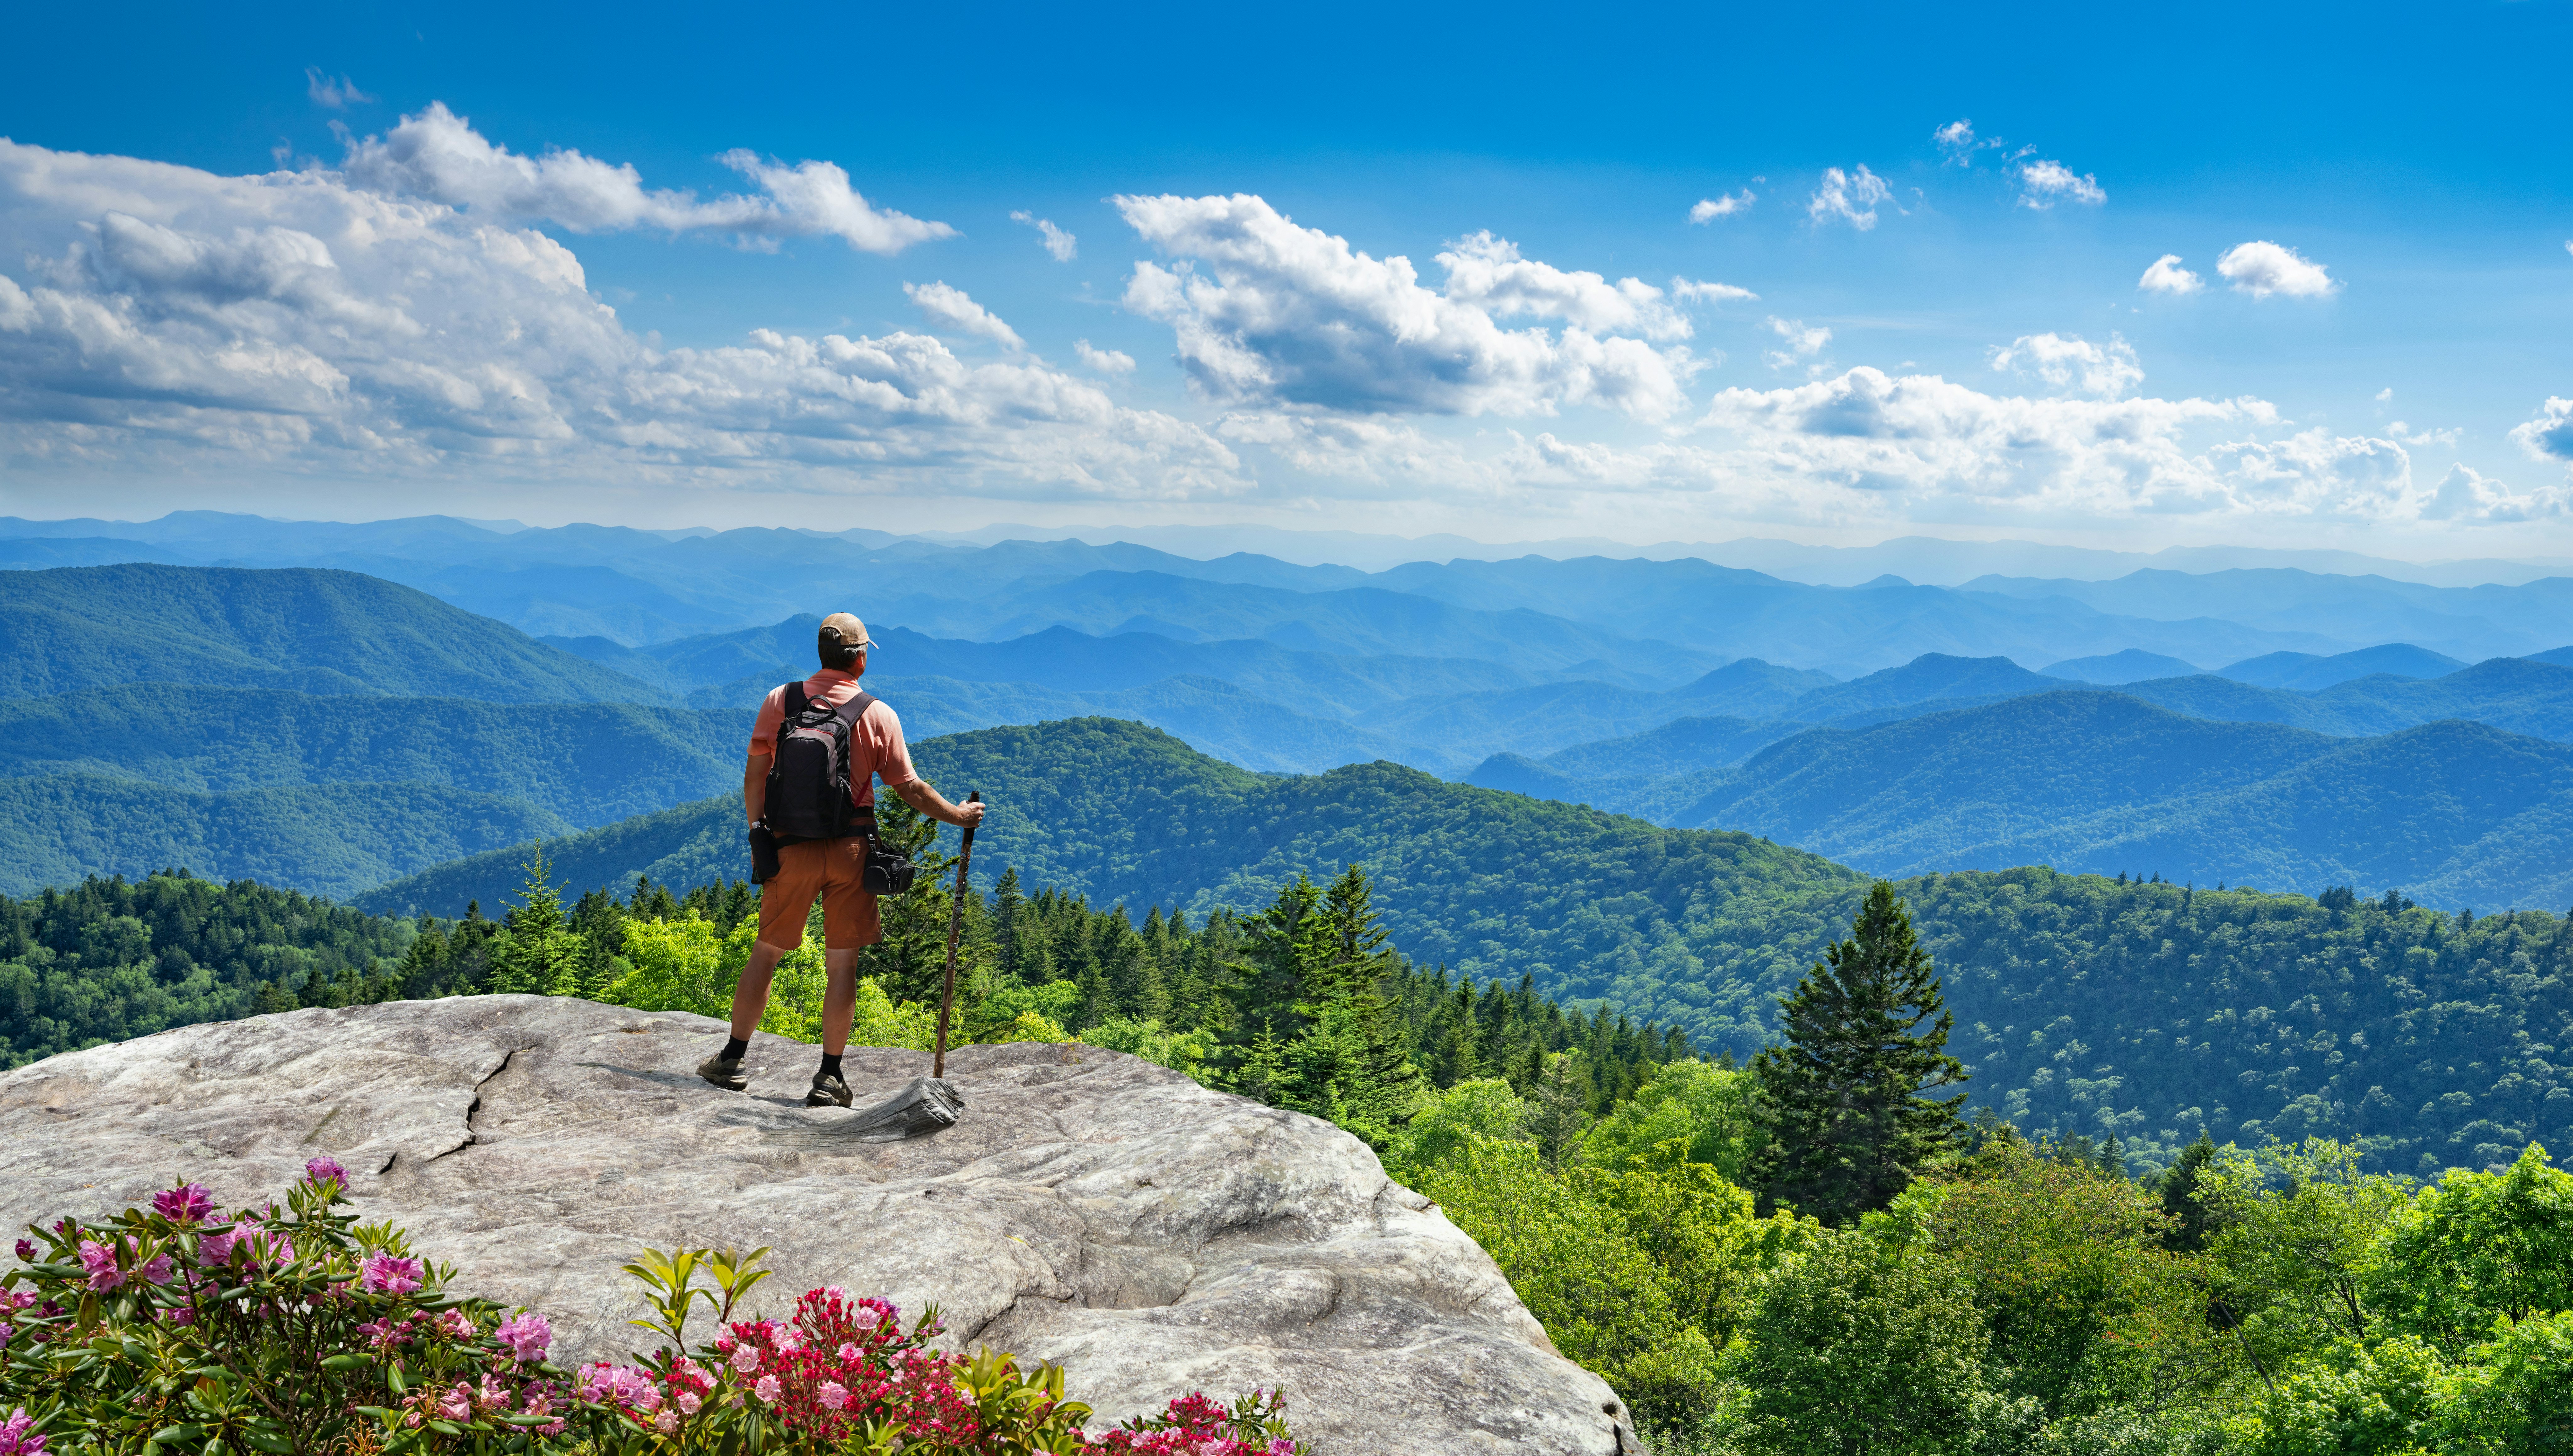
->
[2362, 1142, 2573, 1353]
[1751, 880, 1968, 1224]
[1723, 1224, 2003, 1456]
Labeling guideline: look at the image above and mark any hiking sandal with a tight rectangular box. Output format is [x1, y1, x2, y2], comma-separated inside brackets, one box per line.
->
[696, 1053, 748, 1092]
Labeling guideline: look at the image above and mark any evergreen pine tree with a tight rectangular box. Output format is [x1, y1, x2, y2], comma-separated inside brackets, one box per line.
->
[2157, 1133, 2220, 1252]
[1750, 880, 1969, 1223]
[486, 853, 588, 997]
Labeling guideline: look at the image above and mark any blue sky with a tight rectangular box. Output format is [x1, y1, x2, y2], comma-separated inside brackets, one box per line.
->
[3, 0, 2569, 554]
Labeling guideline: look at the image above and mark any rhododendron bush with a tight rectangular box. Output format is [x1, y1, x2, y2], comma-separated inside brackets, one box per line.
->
[0, 1172, 1297, 1456]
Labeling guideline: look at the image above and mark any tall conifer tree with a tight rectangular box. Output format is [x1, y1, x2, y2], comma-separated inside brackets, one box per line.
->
[1751, 880, 1967, 1223]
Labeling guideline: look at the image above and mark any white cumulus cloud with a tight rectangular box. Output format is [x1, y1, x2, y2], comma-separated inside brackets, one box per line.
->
[1808, 166, 1895, 229]
[1010, 210, 1076, 261]
[1113, 193, 1700, 421]
[1075, 339, 1135, 375]
[1990, 332, 2143, 399]
[902, 281, 1025, 351]
[2015, 159, 2105, 208]
[0, 137, 1239, 501]
[2138, 254, 2203, 295]
[1934, 120, 1979, 164]
[2419, 463, 2570, 523]
[337, 102, 953, 254]
[2511, 396, 2573, 462]
[2217, 240, 2337, 299]
[1689, 190, 1754, 223]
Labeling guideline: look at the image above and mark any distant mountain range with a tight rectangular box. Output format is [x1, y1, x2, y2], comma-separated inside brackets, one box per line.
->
[5, 550, 2570, 910]
[8, 511, 2568, 670]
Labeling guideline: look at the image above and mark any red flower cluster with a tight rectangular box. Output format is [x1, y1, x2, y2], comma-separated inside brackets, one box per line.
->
[715, 1288, 990, 1445]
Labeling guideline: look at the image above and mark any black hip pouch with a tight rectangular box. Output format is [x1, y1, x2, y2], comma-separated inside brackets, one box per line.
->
[747, 822, 782, 885]
[864, 843, 917, 894]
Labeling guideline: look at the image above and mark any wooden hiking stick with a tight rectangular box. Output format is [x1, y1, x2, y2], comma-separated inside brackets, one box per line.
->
[932, 791, 980, 1078]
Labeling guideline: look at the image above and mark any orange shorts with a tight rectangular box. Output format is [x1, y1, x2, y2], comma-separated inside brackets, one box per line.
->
[755, 838, 882, 952]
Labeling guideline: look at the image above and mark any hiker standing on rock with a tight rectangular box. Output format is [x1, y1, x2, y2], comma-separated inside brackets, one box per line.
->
[698, 612, 984, 1108]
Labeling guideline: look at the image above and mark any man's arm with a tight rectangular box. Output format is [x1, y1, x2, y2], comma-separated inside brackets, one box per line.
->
[893, 777, 986, 829]
[744, 752, 769, 826]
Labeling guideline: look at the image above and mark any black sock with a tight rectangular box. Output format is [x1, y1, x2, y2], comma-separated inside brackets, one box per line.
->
[722, 1036, 748, 1062]
[818, 1052, 843, 1081]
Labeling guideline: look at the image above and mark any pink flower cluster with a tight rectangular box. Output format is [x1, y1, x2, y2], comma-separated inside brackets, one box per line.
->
[577, 1358, 710, 1436]
[496, 1311, 552, 1363]
[358, 1253, 423, 1296]
[1089, 1392, 1298, 1455]
[0, 1407, 45, 1456]
[198, 1220, 293, 1271]
[75, 1238, 174, 1293]
[150, 1183, 214, 1225]
[304, 1156, 349, 1186]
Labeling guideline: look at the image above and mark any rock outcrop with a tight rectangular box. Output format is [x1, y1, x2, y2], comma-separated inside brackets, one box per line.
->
[0, 997, 1642, 1453]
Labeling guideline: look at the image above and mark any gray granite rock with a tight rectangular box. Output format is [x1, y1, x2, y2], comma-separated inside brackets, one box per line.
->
[0, 996, 1643, 1454]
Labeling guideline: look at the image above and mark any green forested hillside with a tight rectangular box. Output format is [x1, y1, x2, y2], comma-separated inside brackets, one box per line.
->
[2119, 656, 2573, 740]
[0, 872, 417, 1065]
[350, 715, 2573, 1177]
[1670, 692, 2573, 907]
[0, 686, 751, 827]
[0, 773, 569, 899]
[0, 564, 664, 704]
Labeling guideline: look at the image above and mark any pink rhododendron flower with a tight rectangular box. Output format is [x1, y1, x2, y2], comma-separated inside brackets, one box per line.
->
[655, 1410, 679, 1434]
[10, 1241, 30, 1262]
[137, 1254, 175, 1287]
[76, 1241, 123, 1292]
[151, 1184, 213, 1225]
[304, 1156, 349, 1186]
[676, 1392, 702, 1415]
[437, 1385, 471, 1421]
[434, 1309, 476, 1339]
[817, 1382, 849, 1412]
[358, 1253, 424, 1295]
[577, 1364, 663, 1412]
[729, 1344, 761, 1374]
[0, 1408, 46, 1456]
[753, 1375, 781, 1404]
[495, 1312, 550, 1363]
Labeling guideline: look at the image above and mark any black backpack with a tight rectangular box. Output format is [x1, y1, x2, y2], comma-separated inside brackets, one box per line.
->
[764, 682, 876, 844]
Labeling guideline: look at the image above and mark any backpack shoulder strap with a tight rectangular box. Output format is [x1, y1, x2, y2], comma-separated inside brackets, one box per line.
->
[781, 681, 809, 717]
[837, 691, 878, 725]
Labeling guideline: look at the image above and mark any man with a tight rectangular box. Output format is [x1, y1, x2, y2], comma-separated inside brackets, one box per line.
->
[696, 612, 984, 1107]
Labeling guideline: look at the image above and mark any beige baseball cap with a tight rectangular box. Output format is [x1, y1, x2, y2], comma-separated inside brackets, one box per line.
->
[818, 612, 872, 666]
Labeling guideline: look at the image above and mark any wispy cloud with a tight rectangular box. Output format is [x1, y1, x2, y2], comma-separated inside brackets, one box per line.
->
[2015, 158, 2104, 208]
[904, 281, 1025, 351]
[1990, 332, 2142, 399]
[1762, 316, 1832, 371]
[1670, 278, 1757, 303]
[1010, 210, 1077, 261]
[1808, 166, 1895, 229]
[1688, 190, 1754, 223]
[304, 68, 374, 109]
[1075, 339, 1135, 375]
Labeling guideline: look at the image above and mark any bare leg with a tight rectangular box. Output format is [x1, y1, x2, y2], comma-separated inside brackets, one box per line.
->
[819, 949, 861, 1056]
[729, 942, 790, 1042]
